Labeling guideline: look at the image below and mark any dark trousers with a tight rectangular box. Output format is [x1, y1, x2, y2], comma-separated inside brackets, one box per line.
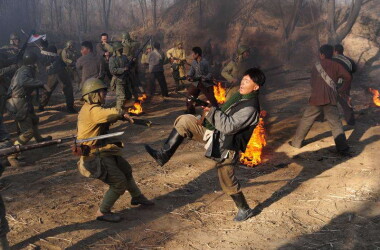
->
[186, 83, 218, 114]
[148, 71, 168, 97]
[40, 70, 74, 108]
[292, 104, 349, 152]
[338, 95, 355, 125]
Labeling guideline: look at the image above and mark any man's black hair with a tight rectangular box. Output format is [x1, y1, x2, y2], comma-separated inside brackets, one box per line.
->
[334, 44, 344, 54]
[81, 41, 93, 51]
[154, 42, 160, 50]
[192, 47, 202, 56]
[319, 44, 334, 59]
[100, 33, 108, 37]
[244, 67, 266, 86]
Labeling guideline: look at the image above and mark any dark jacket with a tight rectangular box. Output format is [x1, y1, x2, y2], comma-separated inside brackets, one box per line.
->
[205, 92, 260, 161]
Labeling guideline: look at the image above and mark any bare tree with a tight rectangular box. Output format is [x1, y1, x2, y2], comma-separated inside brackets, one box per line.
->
[152, 0, 157, 28]
[199, 0, 202, 28]
[327, 0, 363, 44]
[101, 0, 112, 30]
[138, 0, 147, 28]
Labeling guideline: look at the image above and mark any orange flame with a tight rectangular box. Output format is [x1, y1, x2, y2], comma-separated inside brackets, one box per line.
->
[369, 88, 380, 107]
[239, 111, 267, 167]
[128, 101, 143, 115]
[138, 93, 147, 102]
[213, 82, 226, 104]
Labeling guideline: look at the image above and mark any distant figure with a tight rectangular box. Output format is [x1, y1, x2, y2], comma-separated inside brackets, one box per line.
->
[95, 33, 113, 80]
[332, 44, 357, 125]
[185, 46, 217, 114]
[148, 42, 169, 98]
[76, 41, 104, 90]
[221, 45, 258, 99]
[289, 44, 352, 156]
[61, 40, 80, 88]
[167, 41, 187, 91]
[140, 44, 152, 89]
[0, 33, 20, 57]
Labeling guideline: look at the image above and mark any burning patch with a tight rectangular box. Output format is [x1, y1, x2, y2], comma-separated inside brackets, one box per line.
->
[213, 82, 226, 104]
[239, 110, 267, 167]
[369, 88, 380, 107]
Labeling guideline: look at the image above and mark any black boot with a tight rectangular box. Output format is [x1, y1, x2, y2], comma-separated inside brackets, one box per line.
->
[231, 192, 255, 222]
[144, 129, 184, 166]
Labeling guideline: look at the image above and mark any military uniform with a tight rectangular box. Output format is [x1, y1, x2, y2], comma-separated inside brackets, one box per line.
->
[96, 42, 113, 80]
[121, 32, 144, 99]
[0, 160, 10, 249]
[77, 78, 152, 222]
[39, 47, 75, 113]
[140, 45, 152, 89]
[109, 43, 130, 109]
[167, 42, 186, 90]
[0, 55, 18, 141]
[61, 41, 80, 87]
[221, 45, 257, 99]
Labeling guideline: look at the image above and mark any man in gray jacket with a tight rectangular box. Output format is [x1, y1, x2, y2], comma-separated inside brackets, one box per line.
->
[148, 42, 168, 98]
[145, 68, 265, 221]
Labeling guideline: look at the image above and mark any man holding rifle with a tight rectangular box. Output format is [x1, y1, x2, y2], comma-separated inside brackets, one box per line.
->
[185, 47, 218, 114]
[77, 78, 153, 223]
[167, 41, 187, 91]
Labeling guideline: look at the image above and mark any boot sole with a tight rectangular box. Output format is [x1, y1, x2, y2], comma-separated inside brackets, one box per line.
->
[233, 209, 256, 222]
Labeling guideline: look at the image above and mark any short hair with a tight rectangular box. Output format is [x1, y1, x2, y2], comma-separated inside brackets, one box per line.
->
[319, 44, 334, 59]
[100, 33, 108, 37]
[81, 41, 93, 51]
[192, 47, 202, 56]
[334, 44, 344, 54]
[153, 42, 160, 50]
[244, 67, 266, 86]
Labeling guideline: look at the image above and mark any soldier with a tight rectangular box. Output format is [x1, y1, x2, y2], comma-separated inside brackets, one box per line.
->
[109, 42, 130, 110]
[145, 68, 266, 221]
[140, 45, 152, 89]
[167, 41, 187, 91]
[6, 51, 52, 167]
[76, 41, 104, 89]
[1, 33, 20, 57]
[38, 45, 76, 113]
[185, 47, 218, 114]
[148, 42, 169, 98]
[96, 33, 113, 80]
[121, 32, 145, 99]
[0, 53, 18, 142]
[221, 45, 258, 99]
[77, 78, 154, 222]
[61, 40, 80, 88]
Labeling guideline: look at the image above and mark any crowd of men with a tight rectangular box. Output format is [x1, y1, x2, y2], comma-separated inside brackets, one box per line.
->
[0, 30, 357, 248]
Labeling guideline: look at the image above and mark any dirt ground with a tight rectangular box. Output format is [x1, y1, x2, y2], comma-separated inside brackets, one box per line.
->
[1, 65, 379, 250]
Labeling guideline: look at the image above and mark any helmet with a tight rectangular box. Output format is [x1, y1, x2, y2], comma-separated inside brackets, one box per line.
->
[81, 78, 107, 97]
[23, 51, 38, 65]
[175, 41, 183, 47]
[66, 40, 74, 48]
[121, 32, 131, 40]
[112, 42, 123, 51]
[146, 45, 152, 50]
[237, 45, 250, 55]
[10, 33, 20, 40]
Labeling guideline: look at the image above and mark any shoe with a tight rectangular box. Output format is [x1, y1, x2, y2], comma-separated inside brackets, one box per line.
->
[288, 141, 301, 149]
[131, 194, 155, 206]
[231, 192, 255, 222]
[66, 106, 78, 114]
[144, 129, 184, 166]
[96, 211, 122, 223]
[7, 156, 26, 167]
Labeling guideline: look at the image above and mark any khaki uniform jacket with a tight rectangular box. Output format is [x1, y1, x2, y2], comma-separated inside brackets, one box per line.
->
[61, 47, 78, 66]
[166, 48, 186, 64]
[77, 102, 124, 178]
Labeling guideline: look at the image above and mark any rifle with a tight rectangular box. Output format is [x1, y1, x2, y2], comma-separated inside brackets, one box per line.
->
[179, 76, 216, 85]
[169, 55, 191, 66]
[126, 37, 151, 69]
[132, 118, 153, 127]
[176, 91, 209, 107]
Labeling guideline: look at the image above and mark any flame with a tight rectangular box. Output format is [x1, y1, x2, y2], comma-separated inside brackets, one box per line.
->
[213, 82, 226, 104]
[128, 101, 143, 115]
[369, 88, 380, 107]
[138, 93, 147, 102]
[239, 111, 267, 167]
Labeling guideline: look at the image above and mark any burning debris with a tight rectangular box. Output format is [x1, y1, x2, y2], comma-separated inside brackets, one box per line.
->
[239, 110, 267, 167]
[128, 94, 147, 115]
[369, 88, 380, 107]
[213, 82, 226, 104]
